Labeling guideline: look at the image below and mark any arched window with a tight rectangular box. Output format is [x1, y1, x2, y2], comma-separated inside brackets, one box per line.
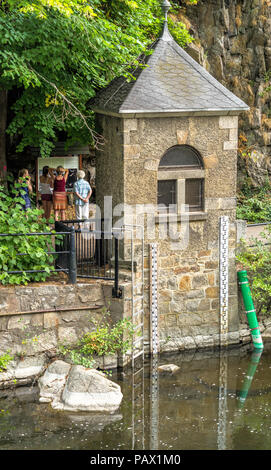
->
[159, 145, 203, 169]
[158, 145, 204, 212]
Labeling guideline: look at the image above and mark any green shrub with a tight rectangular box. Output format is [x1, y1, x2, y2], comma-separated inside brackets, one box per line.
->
[237, 178, 271, 223]
[0, 183, 57, 285]
[79, 318, 135, 357]
[236, 226, 271, 316]
[58, 312, 136, 368]
[0, 351, 13, 372]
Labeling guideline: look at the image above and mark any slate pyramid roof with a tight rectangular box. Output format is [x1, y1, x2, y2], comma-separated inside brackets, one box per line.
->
[90, 22, 249, 117]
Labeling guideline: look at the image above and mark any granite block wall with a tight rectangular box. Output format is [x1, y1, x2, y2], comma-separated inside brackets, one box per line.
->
[96, 112, 240, 351]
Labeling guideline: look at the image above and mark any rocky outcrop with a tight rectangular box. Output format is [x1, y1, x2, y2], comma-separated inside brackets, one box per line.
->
[38, 360, 123, 412]
[0, 354, 48, 389]
[184, 0, 271, 186]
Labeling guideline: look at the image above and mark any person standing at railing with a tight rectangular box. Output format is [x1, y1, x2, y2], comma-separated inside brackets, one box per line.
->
[18, 168, 32, 211]
[39, 166, 53, 221]
[50, 166, 69, 221]
[73, 170, 92, 220]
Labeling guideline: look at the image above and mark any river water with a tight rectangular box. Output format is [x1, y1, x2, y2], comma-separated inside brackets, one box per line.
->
[0, 343, 270, 451]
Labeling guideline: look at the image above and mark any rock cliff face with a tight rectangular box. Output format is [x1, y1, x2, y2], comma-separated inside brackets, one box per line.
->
[183, 0, 271, 186]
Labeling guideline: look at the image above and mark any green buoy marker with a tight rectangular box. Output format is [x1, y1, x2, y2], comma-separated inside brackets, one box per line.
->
[237, 270, 264, 350]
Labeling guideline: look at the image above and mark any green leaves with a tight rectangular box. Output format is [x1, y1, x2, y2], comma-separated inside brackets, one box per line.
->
[58, 311, 136, 368]
[1, 0, 97, 18]
[237, 178, 271, 223]
[237, 226, 271, 316]
[0, 351, 13, 372]
[236, 177, 271, 315]
[0, 0, 194, 157]
[77, 318, 135, 357]
[0, 184, 55, 285]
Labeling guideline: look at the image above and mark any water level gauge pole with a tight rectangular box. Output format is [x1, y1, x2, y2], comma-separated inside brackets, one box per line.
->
[219, 216, 229, 347]
[237, 270, 264, 350]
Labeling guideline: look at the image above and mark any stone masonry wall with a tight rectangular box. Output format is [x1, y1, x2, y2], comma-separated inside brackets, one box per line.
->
[121, 114, 240, 352]
[95, 114, 124, 214]
[0, 281, 128, 359]
[0, 280, 138, 388]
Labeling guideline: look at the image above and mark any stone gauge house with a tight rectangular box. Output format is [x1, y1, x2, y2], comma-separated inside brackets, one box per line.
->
[90, 1, 249, 352]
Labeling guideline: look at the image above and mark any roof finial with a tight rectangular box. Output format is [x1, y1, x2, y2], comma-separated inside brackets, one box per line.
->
[162, 0, 171, 22]
[161, 0, 172, 41]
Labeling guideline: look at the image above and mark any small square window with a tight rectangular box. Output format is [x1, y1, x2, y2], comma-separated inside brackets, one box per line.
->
[185, 179, 203, 211]
[158, 180, 176, 209]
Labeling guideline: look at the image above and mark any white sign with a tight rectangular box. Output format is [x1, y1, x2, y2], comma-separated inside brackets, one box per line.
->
[37, 156, 80, 192]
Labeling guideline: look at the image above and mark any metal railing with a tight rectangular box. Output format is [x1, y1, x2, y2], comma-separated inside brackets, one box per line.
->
[0, 229, 76, 283]
[56, 219, 113, 278]
[0, 221, 122, 294]
[54, 222, 77, 284]
[55, 220, 122, 297]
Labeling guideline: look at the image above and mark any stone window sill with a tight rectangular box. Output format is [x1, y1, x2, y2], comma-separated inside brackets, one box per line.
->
[155, 212, 208, 223]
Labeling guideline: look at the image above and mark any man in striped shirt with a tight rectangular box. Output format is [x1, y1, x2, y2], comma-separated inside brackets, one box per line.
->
[73, 170, 92, 220]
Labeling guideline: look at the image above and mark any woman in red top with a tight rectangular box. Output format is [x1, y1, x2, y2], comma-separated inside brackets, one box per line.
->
[50, 166, 69, 221]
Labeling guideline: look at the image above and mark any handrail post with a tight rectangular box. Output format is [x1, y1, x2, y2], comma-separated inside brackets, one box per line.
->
[68, 226, 77, 284]
[112, 236, 122, 298]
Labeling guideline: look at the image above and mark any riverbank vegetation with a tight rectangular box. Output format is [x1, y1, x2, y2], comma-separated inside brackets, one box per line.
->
[58, 308, 135, 369]
[0, 351, 13, 372]
[237, 178, 271, 223]
[237, 225, 271, 317]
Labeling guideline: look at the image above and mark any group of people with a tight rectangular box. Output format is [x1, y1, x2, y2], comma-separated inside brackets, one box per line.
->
[18, 166, 92, 222]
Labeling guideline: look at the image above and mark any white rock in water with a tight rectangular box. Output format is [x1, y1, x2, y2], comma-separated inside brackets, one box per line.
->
[60, 366, 123, 412]
[38, 360, 71, 404]
[0, 354, 48, 388]
[14, 355, 47, 379]
[158, 364, 180, 374]
[38, 360, 123, 412]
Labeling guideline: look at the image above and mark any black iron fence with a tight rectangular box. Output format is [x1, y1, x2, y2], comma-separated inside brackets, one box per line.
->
[0, 229, 76, 283]
[56, 220, 122, 297]
[54, 222, 77, 284]
[57, 219, 113, 278]
[0, 221, 122, 296]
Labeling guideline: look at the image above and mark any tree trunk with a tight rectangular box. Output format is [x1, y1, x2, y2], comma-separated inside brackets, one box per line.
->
[0, 89, 8, 183]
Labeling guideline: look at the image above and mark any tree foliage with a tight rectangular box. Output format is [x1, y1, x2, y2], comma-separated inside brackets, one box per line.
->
[0, 0, 197, 158]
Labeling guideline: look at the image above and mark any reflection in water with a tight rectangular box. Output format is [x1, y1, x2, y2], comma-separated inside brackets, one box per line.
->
[217, 350, 228, 450]
[238, 349, 263, 409]
[131, 356, 145, 450]
[216, 347, 263, 450]
[0, 344, 270, 450]
[150, 355, 159, 451]
[129, 345, 269, 450]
